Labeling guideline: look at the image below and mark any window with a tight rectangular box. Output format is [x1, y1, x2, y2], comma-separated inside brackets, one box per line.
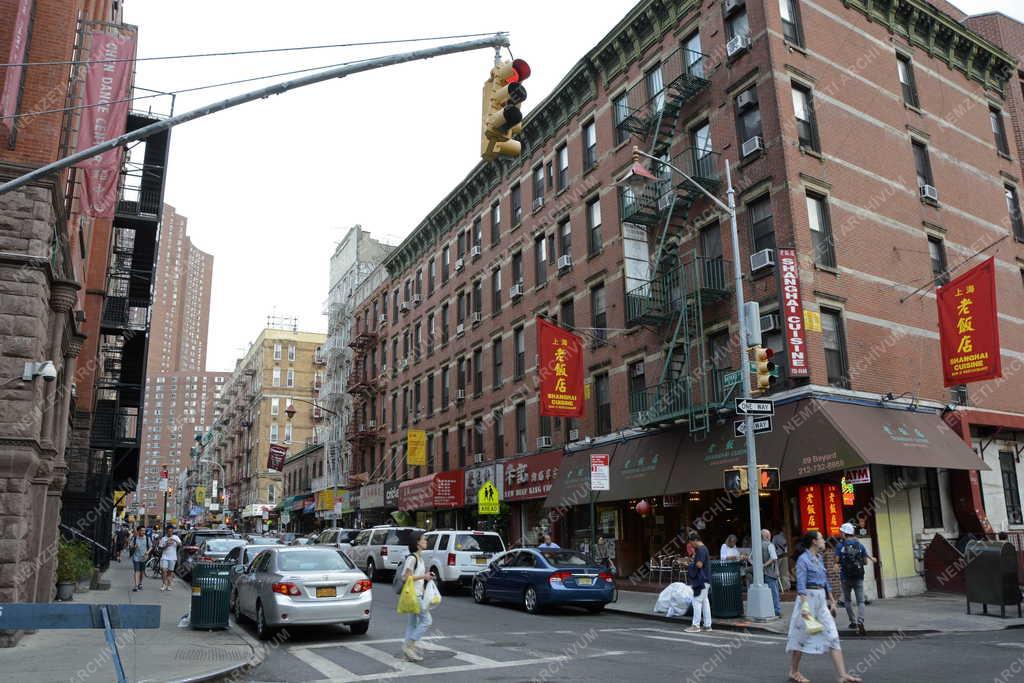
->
[595, 373, 612, 435]
[428, 258, 436, 295]
[414, 322, 422, 361]
[990, 106, 1010, 156]
[628, 360, 646, 415]
[427, 312, 435, 355]
[557, 143, 570, 189]
[928, 236, 949, 286]
[472, 280, 482, 317]
[270, 422, 279, 442]
[458, 424, 467, 466]
[645, 63, 665, 113]
[539, 411, 551, 443]
[897, 54, 919, 108]
[391, 337, 398, 369]
[440, 429, 449, 470]
[404, 279, 412, 303]
[534, 234, 548, 286]
[532, 165, 545, 208]
[442, 246, 450, 283]
[683, 31, 704, 78]
[415, 270, 423, 297]
[473, 347, 483, 395]
[457, 231, 467, 259]
[912, 140, 934, 189]
[921, 468, 944, 528]
[272, 368, 281, 386]
[727, 9, 750, 41]
[271, 398, 279, 416]
[586, 197, 602, 254]
[492, 337, 503, 389]
[514, 326, 525, 379]
[288, 344, 296, 361]
[1006, 185, 1024, 240]
[511, 251, 523, 285]
[779, 0, 803, 45]
[821, 308, 850, 389]
[414, 380, 421, 417]
[491, 268, 502, 313]
[493, 409, 504, 458]
[273, 343, 282, 360]
[1000, 451, 1023, 525]
[427, 372, 435, 416]
[748, 195, 775, 253]
[441, 365, 450, 408]
[391, 393, 397, 432]
[582, 120, 597, 171]
[491, 201, 503, 240]
[736, 87, 763, 152]
[613, 93, 629, 145]
[457, 291, 466, 325]
[791, 83, 819, 151]
[558, 218, 572, 258]
[515, 402, 527, 453]
[806, 193, 836, 268]
[473, 216, 483, 250]
[441, 302, 449, 344]
[560, 297, 575, 329]
[591, 284, 607, 346]
[402, 387, 409, 427]
[284, 422, 292, 444]
[403, 329, 410, 359]
[392, 289, 400, 321]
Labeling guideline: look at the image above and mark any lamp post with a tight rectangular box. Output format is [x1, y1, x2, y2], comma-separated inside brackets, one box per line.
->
[620, 146, 775, 620]
[285, 399, 342, 529]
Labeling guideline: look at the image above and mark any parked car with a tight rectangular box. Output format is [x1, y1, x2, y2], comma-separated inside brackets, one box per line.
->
[472, 548, 614, 614]
[422, 530, 505, 592]
[196, 537, 246, 562]
[232, 546, 372, 640]
[347, 526, 423, 582]
[225, 544, 269, 600]
[177, 528, 236, 578]
[315, 528, 360, 556]
[245, 535, 283, 545]
[290, 537, 313, 546]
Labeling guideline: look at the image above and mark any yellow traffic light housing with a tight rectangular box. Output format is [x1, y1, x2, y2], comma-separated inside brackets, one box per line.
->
[723, 466, 748, 493]
[753, 345, 776, 391]
[481, 58, 530, 160]
[758, 466, 780, 491]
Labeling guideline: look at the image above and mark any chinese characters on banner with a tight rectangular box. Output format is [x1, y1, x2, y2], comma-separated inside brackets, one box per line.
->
[799, 484, 823, 534]
[267, 444, 288, 471]
[936, 257, 1001, 387]
[823, 483, 842, 537]
[777, 249, 809, 377]
[537, 317, 584, 417]
[406, 429, 426, 466]
[0, 0, 34, 139]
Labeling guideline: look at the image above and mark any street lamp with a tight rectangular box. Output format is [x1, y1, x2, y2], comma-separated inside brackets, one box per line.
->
[284, 399, 342, 529]
[619, 145, 775, 620]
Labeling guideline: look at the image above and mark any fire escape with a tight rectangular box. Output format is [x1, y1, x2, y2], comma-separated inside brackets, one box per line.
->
[616, 46, 736, 435]
[345, 328, 384, 480]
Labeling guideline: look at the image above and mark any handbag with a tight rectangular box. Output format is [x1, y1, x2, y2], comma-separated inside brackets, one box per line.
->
[396, 577, 420, 614]
[801, 597, 824, 635]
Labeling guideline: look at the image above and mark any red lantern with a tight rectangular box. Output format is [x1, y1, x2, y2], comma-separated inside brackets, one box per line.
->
[635, 499, 651, 516]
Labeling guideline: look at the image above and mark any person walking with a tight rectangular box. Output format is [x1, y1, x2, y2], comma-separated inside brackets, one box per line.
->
[761, 529, 782, 617]
[773, 529, 791, 591]
[786, 530, 861, 683]
[538, 534, 560, 549]
[128, 527, 150, 592]
[157, 525, 181, 591]
[837, 522, 876, 635]
[401, 533, 434, 662]
[685, 531, 711, 633]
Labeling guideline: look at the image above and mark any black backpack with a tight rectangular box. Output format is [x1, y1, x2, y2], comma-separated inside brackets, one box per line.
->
[838, 542, 865, 580]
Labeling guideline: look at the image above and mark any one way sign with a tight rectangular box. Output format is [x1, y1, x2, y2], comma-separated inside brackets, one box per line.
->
[734, 416, 773, 437]
[735, 398, 775, 416]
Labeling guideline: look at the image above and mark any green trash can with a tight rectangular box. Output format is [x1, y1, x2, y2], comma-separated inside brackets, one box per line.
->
[709, 560, 743, 618]
[190, 560, 233, 630]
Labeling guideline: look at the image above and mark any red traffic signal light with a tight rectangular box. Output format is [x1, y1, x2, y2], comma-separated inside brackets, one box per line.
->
[754, 346, 777, 391]
[481, 59, 531, 160]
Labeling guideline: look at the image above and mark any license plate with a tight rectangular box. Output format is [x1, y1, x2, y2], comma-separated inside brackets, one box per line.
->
[315, 586, 336, 598]
[475, 557, 486, 565]
[577, 577, 593, 586]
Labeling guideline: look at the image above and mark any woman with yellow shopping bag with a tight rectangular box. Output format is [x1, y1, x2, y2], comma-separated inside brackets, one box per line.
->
[786, 530, 862, 683]
[397, 533, 434, 662]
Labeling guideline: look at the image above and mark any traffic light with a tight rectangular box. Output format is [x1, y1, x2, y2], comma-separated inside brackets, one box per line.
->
[481, 58, 531, 160]
[753, 346, 776, 391]
[723, 466, 748, 493]
[758, 466, 780, 491]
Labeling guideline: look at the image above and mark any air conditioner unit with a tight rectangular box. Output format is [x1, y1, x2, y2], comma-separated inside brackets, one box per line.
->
[456, 323, 465, 337]
[759, 312, 780, 333]
[749, 248, 775, 272]
[726, 34, 751, 57]
[536, 436, 552, 449]
[723, 0, 745, 15]
[557, 254, 573, 270]
[568, 429, 580, 442]
[412, 294, 422, 305]
[919, 184, 939, 202]
[470, 245, 482, 258]
[378, 314, 387, 325]
[532, 196, 544, 211]
[471, 312, 483, 324]
[400, 301, 411, 312]
[455, 389, 466, 401]
[473, 452, 484, 464]
[741, 135, 764, 157]
[455, 257, 465, 271]
[509, 283, 524, 299]
[736, 88, 758, 111]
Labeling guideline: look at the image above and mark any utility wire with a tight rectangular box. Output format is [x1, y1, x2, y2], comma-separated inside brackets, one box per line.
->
[898, 234, 1008, 303]
[0, 31, 504, 68]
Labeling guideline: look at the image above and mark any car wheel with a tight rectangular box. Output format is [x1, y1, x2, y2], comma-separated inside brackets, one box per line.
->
[348, 621, 370, 635]
[472, 578, 489, 604]
[524, 586, 541, 614]
[256, 602, 276, 641]
[586, 604, 605, 614]
[365, 560, 376, 582]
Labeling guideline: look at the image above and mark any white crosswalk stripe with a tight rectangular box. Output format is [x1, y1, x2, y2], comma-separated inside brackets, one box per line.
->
[599, 626, 784, 644]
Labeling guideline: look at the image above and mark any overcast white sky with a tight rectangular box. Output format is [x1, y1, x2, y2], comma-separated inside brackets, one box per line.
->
[123, 0, 1021, 373]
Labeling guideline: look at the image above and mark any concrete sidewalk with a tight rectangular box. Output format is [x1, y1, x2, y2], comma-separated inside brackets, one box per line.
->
[609, 587, 1024, 636]
[4, 560, 258, 683]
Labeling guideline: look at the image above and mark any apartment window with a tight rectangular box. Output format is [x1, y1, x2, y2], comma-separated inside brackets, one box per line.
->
[511, 251, 523, 286]
[595, 373, 612, 436]
[557, 218, 572, 259]
[748, 195, 775, 253]
[428, 258, 436, 294]
[912, 140, 934, 189]
[645, 63, 665, 113]
[806, 193, 836, 268]
[791, 83, 819, 151]
[491, 268, 501, 313]
[683, 31, 704, 77]
[270, 422, 279, 442]
[560, 297, 575, 329]
[442, 246, 450, 283]
[493, 409, 504, 459]
[473, 216, 483, 250]
[441, 365, 450, 407]
[514, 326, 525, 379]
[456, 291, 466, 326]
[457, 357, 466, 392]
[613, 93, 629, 145]
[273, 343, 282, 360]
[284, 422, 293, 444]
[403, 329, 410, 359]
[270, 398, 279, 416]
[427, 372, 435, 416]
[288, 344, 296, 361]
[402, 387, 409, 428]
[473, 347, 483, 395]
[471, 280, 482, 318]
[458, 424, 467, 467]
[586, 197, 602, 255]
[532, 165, 545, 208]
[921, 469, 944, 528]
[556, 143, 570, 189]
[427, 312, 435, 354]
[1006, 185, 1024, 240]
[897, 54, 919, 108]
[492, 336, 503, 389]
[272, 368, 281, 386]
[440, 302, 449, 344]
[470, 417, 483, 456]
[392, 289, 400, 321]
[736, 87, 763, 153]
[515, 402, 527, 453]
[591, 284, 607, 346]
[990, 106, 1010, 156]
[404, 279, 412, 303]
[727, 9, 750, 41]
[440, 429, 449, 470]
[391, 337, 398, 368]
[582, 120, 597, 171]
[779, 0, 803, 45]
[456, 231, 467, 259]
[491, 201, 503, 241]
[534, 234, 548, 286]
[928, 236, 949, 286]
[1000, 451, 1023, 525]
[821, 308, 850, 389]
[414, 322, 422, 361]
[414, 380, 421, 418]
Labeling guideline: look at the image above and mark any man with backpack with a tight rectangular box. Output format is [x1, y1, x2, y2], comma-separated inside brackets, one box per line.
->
[836, 522, 876, 635]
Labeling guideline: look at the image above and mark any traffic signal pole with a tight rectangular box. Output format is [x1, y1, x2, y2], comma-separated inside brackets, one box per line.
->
[0, 33, 511, 197]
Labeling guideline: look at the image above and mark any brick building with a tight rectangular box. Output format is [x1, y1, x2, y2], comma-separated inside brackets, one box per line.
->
[341, 0, 1024, 598]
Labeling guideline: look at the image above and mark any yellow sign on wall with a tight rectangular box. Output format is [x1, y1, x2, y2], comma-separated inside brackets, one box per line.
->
[316, 488, 335, 512]
[195, 486, 206, 505]
[407, 429, 427, 466]
[804, 309, 822, 332]
[478, 480, 500, 515]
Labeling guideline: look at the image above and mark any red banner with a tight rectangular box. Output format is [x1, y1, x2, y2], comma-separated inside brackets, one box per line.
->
[823, 483, 842, 537]
[799, 484, 823, 534]
[267, 444, 288, 471]
[778, 249, 809, 377]
[0, 0, 33, 137]
[937, 257, 1001, 387]
[74, 27, 137, 218]
[537, 317, 584, 417]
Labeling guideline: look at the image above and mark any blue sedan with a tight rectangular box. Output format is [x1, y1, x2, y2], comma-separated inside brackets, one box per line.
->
[472, 548, 615, 614]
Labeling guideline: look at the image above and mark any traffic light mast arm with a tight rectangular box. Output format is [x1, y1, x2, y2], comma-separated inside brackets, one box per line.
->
[0, 33, 511, 197]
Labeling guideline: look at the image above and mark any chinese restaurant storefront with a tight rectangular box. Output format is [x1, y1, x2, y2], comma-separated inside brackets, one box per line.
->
[504, 450, 563, 546]
[398, 471, 464, 530]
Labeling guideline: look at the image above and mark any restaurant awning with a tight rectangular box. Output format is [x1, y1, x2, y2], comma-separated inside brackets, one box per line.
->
[543, 442, 620, 508]
[597, 431, 678, 503]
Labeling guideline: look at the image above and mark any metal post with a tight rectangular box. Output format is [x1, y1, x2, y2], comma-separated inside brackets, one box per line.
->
[725, 159, 774, 620]
[161, 490, 167, 530]
[590, 494, 597, 556]
[332, 443, 339, 529]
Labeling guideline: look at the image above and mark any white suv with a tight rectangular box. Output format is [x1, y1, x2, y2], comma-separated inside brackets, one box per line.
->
[347, 526, 423, 582]
[314, 528, 360, 557]
[422, 530, 506, 591]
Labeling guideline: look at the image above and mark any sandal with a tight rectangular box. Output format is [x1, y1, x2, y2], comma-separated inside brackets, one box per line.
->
[788, 674, 811, 683]
[839, 675, 863, 683]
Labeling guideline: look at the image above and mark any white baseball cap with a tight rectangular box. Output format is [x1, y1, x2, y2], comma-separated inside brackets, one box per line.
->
[840, 522, 855, 535]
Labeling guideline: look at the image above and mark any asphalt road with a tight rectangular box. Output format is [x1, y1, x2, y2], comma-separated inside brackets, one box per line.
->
[229, 579, 1024, 683]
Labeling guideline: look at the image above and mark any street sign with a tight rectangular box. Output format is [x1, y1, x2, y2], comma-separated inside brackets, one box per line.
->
[735, 398, 775, 416]
[590, 454, 610, 491]
[158, 478, 168, 492]
[478, 480, 500, 515]
[734, 415, 773, 437]
[722, 369, 743, 387]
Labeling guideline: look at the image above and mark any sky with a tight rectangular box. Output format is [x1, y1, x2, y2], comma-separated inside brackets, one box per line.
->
[122, 0, 1022, 373]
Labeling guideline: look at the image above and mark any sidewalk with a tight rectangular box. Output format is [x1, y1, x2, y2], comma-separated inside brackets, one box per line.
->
[609, 587, 1024, 636]
[4, 560, 257, 683]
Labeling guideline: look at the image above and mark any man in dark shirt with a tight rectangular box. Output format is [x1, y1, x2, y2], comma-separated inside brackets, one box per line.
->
[685, 531, 712, 632]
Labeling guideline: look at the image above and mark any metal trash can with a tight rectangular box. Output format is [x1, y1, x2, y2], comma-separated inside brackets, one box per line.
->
[190, 560, 233, 630]
[965, 541, 1022, 618]
[709, 560, 743, 618]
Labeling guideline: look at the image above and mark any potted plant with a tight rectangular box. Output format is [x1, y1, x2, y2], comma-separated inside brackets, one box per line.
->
[74, 542, 93, 592]
[56, 539, 78, 601]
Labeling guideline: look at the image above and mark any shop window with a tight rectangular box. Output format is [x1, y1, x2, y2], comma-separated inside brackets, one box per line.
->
[1001, 451, 1023, 525]
[921, 469, 944, 529]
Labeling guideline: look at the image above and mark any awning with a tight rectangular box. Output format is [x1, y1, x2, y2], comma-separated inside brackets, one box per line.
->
[597, 432, 678, 502]
[398, 471, 463, 511]
[302, 501, 316, 514]
[543, 442, 620, 508]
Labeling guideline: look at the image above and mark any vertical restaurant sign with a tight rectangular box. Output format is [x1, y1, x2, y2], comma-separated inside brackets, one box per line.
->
[537, 316, 584, 417]
[823, 483, 842, 537]
[798, 484, 823, 534]
[0, 0, 34, 136]
[936, 257, 1001, 387]
[777, 249, 809, 377]
[406, 429, 427, 466]
[74, 26, 137, 218]
[267, 444, 288, 471]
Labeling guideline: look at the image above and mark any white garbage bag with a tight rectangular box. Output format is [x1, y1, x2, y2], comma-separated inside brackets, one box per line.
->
[653, 582, 694, 618]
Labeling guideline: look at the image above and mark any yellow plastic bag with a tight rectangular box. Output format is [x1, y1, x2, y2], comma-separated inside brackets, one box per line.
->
[397, 577, 420, 614]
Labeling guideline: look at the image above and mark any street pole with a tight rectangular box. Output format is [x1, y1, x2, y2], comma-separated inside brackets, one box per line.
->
[161, 490, 168, 530]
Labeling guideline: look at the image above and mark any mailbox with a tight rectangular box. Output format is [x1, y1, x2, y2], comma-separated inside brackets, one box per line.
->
[965, 541, 1022, 618]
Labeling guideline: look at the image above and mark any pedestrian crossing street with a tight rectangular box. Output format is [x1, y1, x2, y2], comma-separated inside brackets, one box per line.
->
[244, 626, 785, 683]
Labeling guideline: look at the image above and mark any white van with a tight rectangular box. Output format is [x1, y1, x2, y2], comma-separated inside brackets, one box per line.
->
[421, 530, 506, 591]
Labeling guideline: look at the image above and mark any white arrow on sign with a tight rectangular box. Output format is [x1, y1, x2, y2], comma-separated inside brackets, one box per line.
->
[734, 416, 774, 437]
[735, 398, 775, 415]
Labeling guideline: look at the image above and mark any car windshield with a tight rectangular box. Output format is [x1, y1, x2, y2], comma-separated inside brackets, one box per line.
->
[540, 550, 589, 567]
[248, 537, 278, 545]
[206, 539, 244, 552]
[453, 534, 504, 553]
[244, 548, 260, 564]
[385, 529, 419, 546]
[339, 530, 360, 543]
[277, 549, 355, 571]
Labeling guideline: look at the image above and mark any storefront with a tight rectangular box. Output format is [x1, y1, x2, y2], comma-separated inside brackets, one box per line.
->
[398, 471, 464, 530]
[464, 463, 507, 536]
[505, 450, 563, 546]
[241, 503, 276, 533]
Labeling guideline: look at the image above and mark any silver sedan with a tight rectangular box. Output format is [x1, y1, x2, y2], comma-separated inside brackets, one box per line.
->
[232, 546, 372, 640]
